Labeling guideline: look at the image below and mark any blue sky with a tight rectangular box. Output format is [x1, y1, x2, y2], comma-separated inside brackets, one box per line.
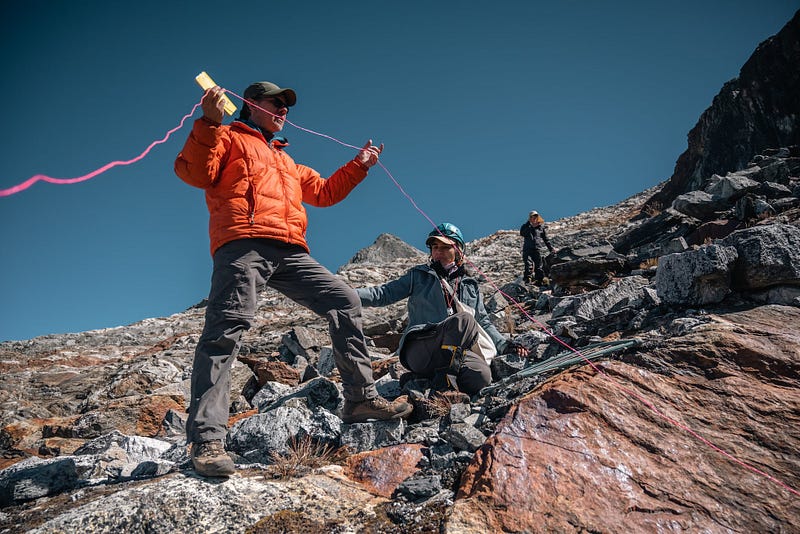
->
[1, 1, 797, 341]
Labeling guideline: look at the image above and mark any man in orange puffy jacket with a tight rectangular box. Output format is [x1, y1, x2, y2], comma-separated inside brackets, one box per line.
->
[175, 81, 412, 477]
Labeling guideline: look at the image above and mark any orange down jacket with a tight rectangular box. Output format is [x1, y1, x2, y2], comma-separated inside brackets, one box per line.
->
[175, 118, 368, 256]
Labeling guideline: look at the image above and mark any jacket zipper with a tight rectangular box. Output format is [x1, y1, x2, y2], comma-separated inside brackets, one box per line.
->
[272, 144, 292, 231]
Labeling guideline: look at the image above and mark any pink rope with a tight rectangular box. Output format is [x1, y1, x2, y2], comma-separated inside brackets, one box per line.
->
[0, 103, 202, 197]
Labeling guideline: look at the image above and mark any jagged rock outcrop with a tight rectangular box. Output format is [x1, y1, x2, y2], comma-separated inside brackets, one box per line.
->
[20, 469, 394, 533]
[645, 10, 800, 211]
[345, 233, 426, 265]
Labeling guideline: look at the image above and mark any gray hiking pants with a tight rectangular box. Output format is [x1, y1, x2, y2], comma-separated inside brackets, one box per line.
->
[522, 246, 545, 283]
[187, 238, 378, 444]
[400, 312, 492, 395]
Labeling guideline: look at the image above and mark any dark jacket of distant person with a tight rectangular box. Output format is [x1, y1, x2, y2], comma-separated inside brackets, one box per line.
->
[519, 221, 554, 252]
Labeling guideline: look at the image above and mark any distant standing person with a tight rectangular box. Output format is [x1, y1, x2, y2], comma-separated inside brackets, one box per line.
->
[174, 80, 412, 477]
[520, 210, 555, 285]
[357, 223, 528, 397]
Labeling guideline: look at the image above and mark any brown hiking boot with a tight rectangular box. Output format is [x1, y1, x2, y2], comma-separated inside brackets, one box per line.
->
[191, 440, 235, 477]
[341, 396, 413, 423]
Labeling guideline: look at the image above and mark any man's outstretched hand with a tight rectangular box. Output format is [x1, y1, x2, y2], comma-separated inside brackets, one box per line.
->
[355, 140, 384, 169]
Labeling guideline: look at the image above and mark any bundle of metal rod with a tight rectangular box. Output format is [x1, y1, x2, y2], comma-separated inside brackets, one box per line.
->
[480, 338, 641, 396]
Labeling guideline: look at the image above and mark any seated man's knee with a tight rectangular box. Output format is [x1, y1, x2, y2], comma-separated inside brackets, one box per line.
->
[477, 364, 492, 388]
[343, 285, 362, 311]
[448, 311, 480, 340]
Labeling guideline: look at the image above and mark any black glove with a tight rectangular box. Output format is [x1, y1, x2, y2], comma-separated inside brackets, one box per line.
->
[503, 339, 525, 355]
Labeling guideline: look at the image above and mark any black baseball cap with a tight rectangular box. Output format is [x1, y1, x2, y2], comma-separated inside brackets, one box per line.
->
[243, 81, 297, 107]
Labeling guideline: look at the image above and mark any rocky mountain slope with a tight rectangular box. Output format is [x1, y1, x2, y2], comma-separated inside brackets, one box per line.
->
[1, 11, 800, 534]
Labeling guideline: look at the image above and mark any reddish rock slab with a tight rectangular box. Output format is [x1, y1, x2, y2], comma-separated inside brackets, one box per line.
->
[343, 444, 426, 497]
[451, 305, 800, 533]
[239, 358, 300, 386]
[136, 396, 186, 437]
[1, 417, 76, 461]
[371, 356, 400, 380]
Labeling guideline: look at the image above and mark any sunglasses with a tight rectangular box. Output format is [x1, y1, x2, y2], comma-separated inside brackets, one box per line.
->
[264, 97, 288, 109]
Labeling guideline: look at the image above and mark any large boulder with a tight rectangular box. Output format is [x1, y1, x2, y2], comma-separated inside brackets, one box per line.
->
[671, 190, 728, 220]
[22, 472, 389, 533]
[720, 223, 800, 289]
[705, 173, 761, 202]
[0, 431, 174, 506]
[549, 256, 627, 291]
[0, 457, 79, 506]
[551, 276, 651, 321]
[684, 219, 744, 247]
[655, 244, 739, 305]
[227, 402, 342, 463]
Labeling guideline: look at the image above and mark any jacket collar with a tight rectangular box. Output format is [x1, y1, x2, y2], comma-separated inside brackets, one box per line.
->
[417, 262, 469, 282]
[233, 120, 289, 149]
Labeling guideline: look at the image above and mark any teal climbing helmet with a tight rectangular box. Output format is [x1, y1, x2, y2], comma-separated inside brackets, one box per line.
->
[426, 222, 465, 250]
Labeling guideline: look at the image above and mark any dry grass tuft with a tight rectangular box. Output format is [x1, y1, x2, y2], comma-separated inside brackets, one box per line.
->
[268, 435, 335, 479]
[421, 392, 468, 418]
[423, 397, 451, 418]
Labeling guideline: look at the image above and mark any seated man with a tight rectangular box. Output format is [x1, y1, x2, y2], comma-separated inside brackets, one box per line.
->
[357, 223, 528, 396]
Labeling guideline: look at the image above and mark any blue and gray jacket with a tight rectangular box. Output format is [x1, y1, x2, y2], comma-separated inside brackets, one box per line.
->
[356, 263, 508, 354]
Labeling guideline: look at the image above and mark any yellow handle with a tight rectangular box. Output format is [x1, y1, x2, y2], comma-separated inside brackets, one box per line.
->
[194, 71, 237, 117]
